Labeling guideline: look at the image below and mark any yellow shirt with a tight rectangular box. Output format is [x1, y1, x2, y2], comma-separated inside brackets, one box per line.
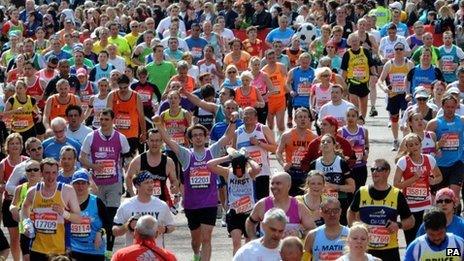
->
[92, 41, 108, 55]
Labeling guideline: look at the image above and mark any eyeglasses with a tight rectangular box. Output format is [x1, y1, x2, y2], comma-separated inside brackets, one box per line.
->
[394, 48, 404, 51]
[321, 74, 330, 77]
[322, 208, 341, 214]
[436, 198, 453, 204]
[29, 146, 43, 152]
[370, 167, 387, 172]
[26, 168, 40, 172]
[416, 97, 428, 101]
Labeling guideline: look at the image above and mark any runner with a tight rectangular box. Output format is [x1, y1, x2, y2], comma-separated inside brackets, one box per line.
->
[335, 223, 381, 261]
[20, 158, 81, 261]
[83, 78, 110, 129]
[295, 171, 326, 227]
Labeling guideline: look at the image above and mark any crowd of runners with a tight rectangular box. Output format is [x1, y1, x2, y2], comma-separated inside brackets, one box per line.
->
[1, 0, 464, 260]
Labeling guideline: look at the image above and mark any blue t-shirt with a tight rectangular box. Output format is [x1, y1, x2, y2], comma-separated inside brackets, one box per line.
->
[210, 119, 244, 143]
[265, 28, 294, 46]
[380, 22, 409, 38]
[405, 233, 464, 261]
[416, 215, 464, 239]
[45, 50, 72, 61]
[42, 137, 81, 161]
[185, 37, 208, 64]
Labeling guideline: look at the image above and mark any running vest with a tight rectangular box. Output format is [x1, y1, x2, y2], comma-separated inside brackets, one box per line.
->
[263, 197, 301, 235]
[439, 45, 460, 83]
[133, 82, 155, 108]
[37, 69, 58, 86]
[26, 76, 45, 109]
[435, 115, 464, 167]
[70, 194, 105, 256]
[79, 81, 95, 112]
[400, 155, 433, 212]
[341, 126, 367, 167]
[140, 153, 171, 205]
[264, 64, 286, 99]
[314, 156, 348, 199]
[161, 108, 189, 146]
[31, 182, 66, 255]
[235, 87, 259, 108]
[411, 65, 437, 94]
[194, 106, 214, 131]
[18, 183, 29, 234]
[90, 130, 123, 185]
[291, 67, 315, 108]
[50, 94, 78, 121]
[227, 169, 254, 214]
[1, 156, 28, 184]
[182, 149, 218, 210]
[411, 233, 463, 260]
[386, 59, 409, 94]
[91, 95, 108, 129]
[422, 131, 436, 155]
[112, 92, 139, 139]
[313, 84, 332, 112]
[10, 95, 35, 132]
[93, 64, 112, 80]
[312, 225, 349, 261]
[359, 186, 400, 250]
[236, 123, 271, 177]
[285, 129, 315, 170]
[346, 48, 370, 83]
[251, 72, 269, 102]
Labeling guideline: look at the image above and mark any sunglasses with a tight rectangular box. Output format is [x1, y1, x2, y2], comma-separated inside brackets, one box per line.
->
[395, 48, 404, 51]
[321, 74, 330, 77]
[29, 146, 43, 152]
[436, 199, 453, 204]
[322, 208, 341, 214]
[370, 167, 387, 172]
[26, 168, 40, 172]
[416, 97, 428, 101]
[228, 71, 237, 74]
[321, 140, 332, 144]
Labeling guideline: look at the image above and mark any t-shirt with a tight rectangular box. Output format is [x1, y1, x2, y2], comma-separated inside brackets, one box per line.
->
[416, 215, 464, 239]
[265, 28, 295, 46]
[65, 124, 93, 145]
[113, 196, 175, 248]
[232, 239, 281, 261]
[42, 137, 81, 161]
[80, 130, 130, 157]
[146, 61, 177, 94]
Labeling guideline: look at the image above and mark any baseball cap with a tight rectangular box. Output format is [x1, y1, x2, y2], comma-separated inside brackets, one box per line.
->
[47, 55, 59, 63]
[76, 68, 87, 77]
[389, 1, 402, 10]
[414, 90, 429, 98]
[322, 116, 338, 130]
[446, 87, 460, 95]
[71, 169, 89, 184]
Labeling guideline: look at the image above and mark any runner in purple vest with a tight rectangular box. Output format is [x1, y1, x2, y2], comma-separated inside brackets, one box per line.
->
[153, 112, 238, 261]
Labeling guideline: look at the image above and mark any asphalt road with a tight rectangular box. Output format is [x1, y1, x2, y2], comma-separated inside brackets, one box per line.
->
[1, 89, 408, 260]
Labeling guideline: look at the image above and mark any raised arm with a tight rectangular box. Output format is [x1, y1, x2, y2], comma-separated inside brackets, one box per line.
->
[152, 115, 181, 157]
[180, 87, 218, 114]
[207, 155, 231, 178]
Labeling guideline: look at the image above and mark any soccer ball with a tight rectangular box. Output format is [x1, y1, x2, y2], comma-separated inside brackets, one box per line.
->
[296, 23, 317, 48]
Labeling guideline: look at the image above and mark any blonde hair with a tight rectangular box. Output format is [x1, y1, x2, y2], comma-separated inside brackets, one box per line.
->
[4, 133, 23, 153]
[344, 222, 369, 254]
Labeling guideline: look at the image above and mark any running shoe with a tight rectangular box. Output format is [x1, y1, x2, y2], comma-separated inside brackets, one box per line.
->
[391, 140, 399, 151]
[221, 214, 227, 227]
[369, 107, 378, 117]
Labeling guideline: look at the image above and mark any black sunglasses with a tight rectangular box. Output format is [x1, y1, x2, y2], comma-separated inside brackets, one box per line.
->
[26, 168, 40, 172]
[370, 167, 387, 172]
[436, 199, 453, 204]
[395, 48, 404, 51]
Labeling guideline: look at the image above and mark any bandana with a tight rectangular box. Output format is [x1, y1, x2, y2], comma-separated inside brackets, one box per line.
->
[436, 188, 457, 203]
[133, 171, 153, 186]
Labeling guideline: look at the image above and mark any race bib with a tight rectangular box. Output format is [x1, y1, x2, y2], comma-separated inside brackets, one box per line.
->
[442, 58, 455, 73]
[442, 133, 459, 150]
[291, 147, 306, 167]
[34, 212, 58, 234]
[115, 115, 131, 130]
[70, 217, 91, 237]
[323, 188, 339, 199]
[94, 160, 116, 178]
[189, 168, 211, 189]
[231, 195, 253, 214]
[153, 180, 162, 196]
[389, 73, 406, 93]
[13, 119, 29, 129]
[297, 83, 312, 95]
[353, 67, 366, 80]
[354, 146, 364, 162]
[138, 92, 151, 104]
[318, 251, 344, 261]
[368, 226, 391, 248]
[249, 150, 262, 165]
[405, 182, 428, 201]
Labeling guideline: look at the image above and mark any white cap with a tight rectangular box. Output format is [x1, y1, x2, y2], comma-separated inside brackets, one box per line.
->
[389, 1, 403, 10]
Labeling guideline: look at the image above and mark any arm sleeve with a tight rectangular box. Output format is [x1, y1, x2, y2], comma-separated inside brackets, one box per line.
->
[341, 160, 351, 179]
[396, 157, 406, 171]
[397, 191, 413, 219]
[96, 198, 112, 233]
[152, 84, 162, 102]
[349, 189, 361, 212]
[435, 67, 444, 81]
[404, 241, 417, 261]
[427, 155, 436, 168]
[119, 135, 131, 154]
[457, 47, 464, 60]
[340, 52, 350, 71]
[113, 201, 127, 226]
[80, 133, 93, 154]
[178, 146, 191, 171]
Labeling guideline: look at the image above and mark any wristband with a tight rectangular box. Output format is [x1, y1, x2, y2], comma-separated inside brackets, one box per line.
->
[63, 210, 71, 220]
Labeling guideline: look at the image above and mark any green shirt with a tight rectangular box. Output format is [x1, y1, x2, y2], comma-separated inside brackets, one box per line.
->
[146, 61, 177, 94]
[369, 6, 392, 29]
[67, 57, 95, 70]
[108, 36, 131, 59]
[412, 46, 441, 66]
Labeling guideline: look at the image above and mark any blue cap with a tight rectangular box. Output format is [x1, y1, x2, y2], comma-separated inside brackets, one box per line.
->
[47, 55, 59, 63]
[71, 169, 89, 184]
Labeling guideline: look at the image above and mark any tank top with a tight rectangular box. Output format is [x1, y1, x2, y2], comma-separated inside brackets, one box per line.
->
[386, 58, 409, 94]
[408, 35, 423, 50]
[31, 182, 66, 255]
[251, 72, 269, 102]
[26, 76, 45, 110]
[140, 153, 170, 204]
[70, 194, 105, 256]
[161, 108, 189, 146]
[312, 225, 349, 261]
[346, 48, 370, 83]
[133, 82, 155, 108]
[79, 81, 95, 113]
[285, 129, 316, 170]
[112, 91, 139, 139]
[37, 69, 58, 86]
[50, 94, 78, 121]
[341, 126, 366, 167]
[90, 130, 123, 186]
[93, 64, 112, 81]
[182, 149, 218, 210]
[314, 156, 348, 199]
[359, 185, 400, 250]
[312, 83, 332, 112]
[291, 67, 315, 108]
[91, 95, 108, 129]
[285, 48, 302, 67]
[422, 131, 436, 155]
[296, 195, 325, 227]
[235, 86, 259, 108]
[18, 183, 30, 234]
[412, 233, 463, 260]
[263, 63, 286, 100]
[1, 156, 28, 185]
[10, 95, 35, 132]
[399, 154, 433, 212]
[439, 45, 460, 83]
[411, 65, 437, 94]
[171, 75, 196, 93]
[263, 197, 301, 234]
[236, 123, 271, 177]
[435, 115, 464, 167]
[227, 169, 255, 214]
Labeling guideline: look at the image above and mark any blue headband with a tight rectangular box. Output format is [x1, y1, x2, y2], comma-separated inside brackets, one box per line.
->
[133, 171, 153, 186]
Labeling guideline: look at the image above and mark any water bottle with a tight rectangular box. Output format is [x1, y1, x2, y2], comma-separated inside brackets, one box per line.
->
[23, 218, 35, 239]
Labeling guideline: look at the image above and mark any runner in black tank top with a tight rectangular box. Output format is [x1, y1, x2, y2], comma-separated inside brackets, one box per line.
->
[140, 152, 174, 207]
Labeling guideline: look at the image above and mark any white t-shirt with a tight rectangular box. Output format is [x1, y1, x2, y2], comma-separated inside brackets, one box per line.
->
[113, 196, 175, 248]
[156, 17, 186, 35]
[220, 28, 235, 44]
[318, 100, 355, 127]
[379, 35, 410, 60]
[160, 37, 189, 52]
[108, 56, 126, 73]
[233, 239, 281, 261]
[66, 124, 93, 145]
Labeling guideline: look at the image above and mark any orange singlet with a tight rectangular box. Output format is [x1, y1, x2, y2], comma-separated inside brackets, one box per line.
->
[112, 91, 139, 138]
[263, 63, 286, 114]
[285, 128, 317, 169]
[49, 94, 78, 121]
[235, 86, 259, 108]
[171, 75, 196, 93]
